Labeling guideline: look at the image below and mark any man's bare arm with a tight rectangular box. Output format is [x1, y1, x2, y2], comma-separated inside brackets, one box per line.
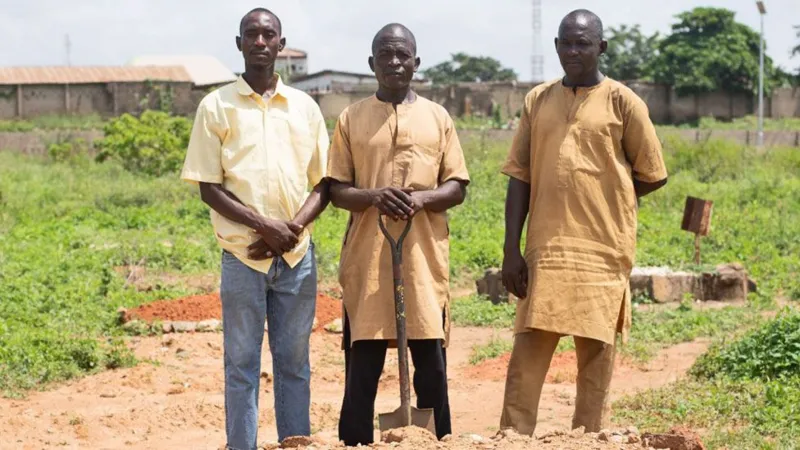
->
[502, 178, 531, 299]
[292, 179, 331, 228]
[199, 182, 300, 255]
[407, 180, 467, 213]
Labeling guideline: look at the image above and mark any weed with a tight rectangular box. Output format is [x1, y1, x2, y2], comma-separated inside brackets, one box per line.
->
[451, 295, 516, 328]
[691, 309, 800, 381]
[469, 333, 512, 365]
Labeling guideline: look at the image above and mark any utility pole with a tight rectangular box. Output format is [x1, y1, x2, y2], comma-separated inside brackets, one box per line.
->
[65, 34, 72, 66]
[531, 0, 544, 83]
[756, 1, 766, 147]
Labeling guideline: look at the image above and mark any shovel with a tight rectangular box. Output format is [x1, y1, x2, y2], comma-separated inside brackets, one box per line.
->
[376, 214, 436, 436]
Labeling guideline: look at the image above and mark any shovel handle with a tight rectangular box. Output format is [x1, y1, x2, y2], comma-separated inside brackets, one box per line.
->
[378, 214, 413, 426]
[378, 215, 412, 262]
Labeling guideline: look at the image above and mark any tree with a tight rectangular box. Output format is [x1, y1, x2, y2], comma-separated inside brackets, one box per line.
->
[422, 53, 517, 84]
[650, 7, 779, 96]
[793, 25, 800, 57]
[600, 25, 661, 81]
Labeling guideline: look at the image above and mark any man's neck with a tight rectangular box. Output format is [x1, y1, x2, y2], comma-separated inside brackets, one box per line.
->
[376, 86, 416, 105]
[563, 71, 605, 89]
[242, 66, 278, 96]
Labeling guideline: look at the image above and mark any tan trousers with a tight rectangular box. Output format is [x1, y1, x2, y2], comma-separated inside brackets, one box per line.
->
[499, 329, 616, 435]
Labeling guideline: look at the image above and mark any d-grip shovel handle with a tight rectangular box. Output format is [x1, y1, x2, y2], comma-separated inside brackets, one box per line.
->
[377, 214, 414, 425]
[378, 214, 412, 259]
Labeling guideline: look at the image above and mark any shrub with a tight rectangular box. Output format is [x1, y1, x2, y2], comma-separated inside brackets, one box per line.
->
[94, 110, 191, 176]
[48, 138, 90, 163]
[691, 310, 800, 381]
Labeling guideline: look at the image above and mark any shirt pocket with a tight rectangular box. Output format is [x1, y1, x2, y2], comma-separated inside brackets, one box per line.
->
[404, 144, 442, 190]
[573, 129, 612, 175]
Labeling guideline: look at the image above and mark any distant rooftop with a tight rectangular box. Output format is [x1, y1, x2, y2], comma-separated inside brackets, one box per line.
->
[129, 55, 236, 86]
[290, 70, 375, 83]
[277, 48, 307, 59]
[0, 66, 191, 85]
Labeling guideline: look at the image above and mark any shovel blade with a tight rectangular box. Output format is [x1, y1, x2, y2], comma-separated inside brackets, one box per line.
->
[378, 406, 435, 436]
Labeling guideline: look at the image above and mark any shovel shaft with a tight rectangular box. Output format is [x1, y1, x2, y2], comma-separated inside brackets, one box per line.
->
[392, 254, 412, 426]
[378, 215, 413, 426]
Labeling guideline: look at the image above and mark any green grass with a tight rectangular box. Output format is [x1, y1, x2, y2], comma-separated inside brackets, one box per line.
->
[621, 300, 764, 363]
[691, 309, 800, 381]
[469, 333, 513, 365]
[451, 295, 516, 327]
[615, 309, 800, 449]
[673, 115, 800, 131]
[0, 114, 106, 132]
[455, 295, 764, 364]
[614, 376, 800, 449]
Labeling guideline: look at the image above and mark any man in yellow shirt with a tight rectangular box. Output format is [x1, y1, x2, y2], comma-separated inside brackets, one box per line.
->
[500, 9, 668, 435]
[180, 8, 329, 449]
[327, 24, 470, 446]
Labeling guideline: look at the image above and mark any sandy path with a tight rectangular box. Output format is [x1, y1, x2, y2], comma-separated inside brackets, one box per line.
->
[0, 327, 707, 449]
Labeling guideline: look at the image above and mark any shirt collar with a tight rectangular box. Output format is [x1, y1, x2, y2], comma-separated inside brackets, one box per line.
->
[235, 74, 288, 99]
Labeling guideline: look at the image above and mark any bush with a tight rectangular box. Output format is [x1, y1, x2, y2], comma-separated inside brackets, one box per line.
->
[48, 138, 90, 163]
[94, 110, 191, 176]
[691, 310, 800, 381]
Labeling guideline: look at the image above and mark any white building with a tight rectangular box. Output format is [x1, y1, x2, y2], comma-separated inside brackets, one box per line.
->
[290, 70, 379, 94]
[275, 48, 308, 78]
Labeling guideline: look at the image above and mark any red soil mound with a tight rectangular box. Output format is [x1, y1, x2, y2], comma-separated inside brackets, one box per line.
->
[124, 292, 341, 332]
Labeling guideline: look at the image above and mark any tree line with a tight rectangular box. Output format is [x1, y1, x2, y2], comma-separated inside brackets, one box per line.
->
[421, 7, 800, 96]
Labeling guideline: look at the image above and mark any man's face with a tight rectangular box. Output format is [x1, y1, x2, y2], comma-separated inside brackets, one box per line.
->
[555, 19, 605, 80]
[369, 36, 420, 90]
[236, 12, 284, 70]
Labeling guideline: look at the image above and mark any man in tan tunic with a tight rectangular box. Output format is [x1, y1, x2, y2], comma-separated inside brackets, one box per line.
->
[500, 10, 668, 434]
[327, 23, 470, 446]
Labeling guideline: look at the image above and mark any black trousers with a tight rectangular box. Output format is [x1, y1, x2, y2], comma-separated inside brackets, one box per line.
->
[338, 312, 452, 446]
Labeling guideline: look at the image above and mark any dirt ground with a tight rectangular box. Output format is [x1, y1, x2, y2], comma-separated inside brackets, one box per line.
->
[0, 294, 707, 449]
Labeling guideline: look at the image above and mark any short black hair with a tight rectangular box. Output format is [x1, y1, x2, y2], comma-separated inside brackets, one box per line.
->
[559, 9, 603, 40]
[239, 8, 282, 35]
[371, 23, 417, 56]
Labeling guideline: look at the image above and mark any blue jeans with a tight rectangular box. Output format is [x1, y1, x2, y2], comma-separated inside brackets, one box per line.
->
[220, 244, 317, 450]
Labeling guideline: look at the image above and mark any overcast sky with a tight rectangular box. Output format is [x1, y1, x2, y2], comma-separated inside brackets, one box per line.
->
[2, 0, 797, 81]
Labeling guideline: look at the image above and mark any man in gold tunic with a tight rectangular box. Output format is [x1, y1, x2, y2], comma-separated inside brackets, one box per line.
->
[500, 10, 668, 434]
[327, 23, 470, 446]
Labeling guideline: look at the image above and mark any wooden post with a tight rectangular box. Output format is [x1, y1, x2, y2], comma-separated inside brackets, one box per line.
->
[694, 235, 702, 265]
[16, 84, 23, 118]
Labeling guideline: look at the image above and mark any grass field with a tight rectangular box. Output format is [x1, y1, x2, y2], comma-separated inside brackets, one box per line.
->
[2, 131, 800, 446]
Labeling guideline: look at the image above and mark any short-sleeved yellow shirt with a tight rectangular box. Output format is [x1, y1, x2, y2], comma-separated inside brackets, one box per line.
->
[181, 75, 329, 273]
[502, 78, 667, 344]
[328, 95, 470, 346]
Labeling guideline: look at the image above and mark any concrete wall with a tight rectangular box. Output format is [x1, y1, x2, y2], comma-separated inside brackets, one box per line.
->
[771, 87, 800, 118]
[311, 82, 800, 126]
[626, 81, 670, 123]
[2, 80, 800, 127]
[0, 85, 18, 118]
[0, 82, 196, 120]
